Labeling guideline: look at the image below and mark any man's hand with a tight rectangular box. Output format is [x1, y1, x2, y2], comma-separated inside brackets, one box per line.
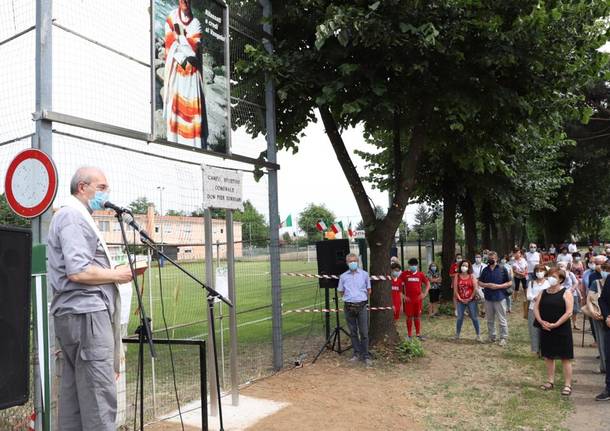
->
[419, 293, 425, 301]
[114, 266, 133, 284]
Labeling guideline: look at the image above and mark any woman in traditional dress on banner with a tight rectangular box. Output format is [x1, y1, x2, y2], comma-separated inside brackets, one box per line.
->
[163, 0, 209, 148]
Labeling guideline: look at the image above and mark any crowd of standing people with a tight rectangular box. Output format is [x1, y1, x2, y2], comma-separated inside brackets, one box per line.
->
[389, 242, 610, 401]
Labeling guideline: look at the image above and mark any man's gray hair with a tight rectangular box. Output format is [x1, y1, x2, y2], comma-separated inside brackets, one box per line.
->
[488, 250, 498, 257]
[346, 253, 358, 260]
[70, 166, 101, 195]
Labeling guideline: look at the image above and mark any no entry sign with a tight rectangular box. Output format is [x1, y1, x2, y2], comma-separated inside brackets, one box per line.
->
[4, 149, 58, 219]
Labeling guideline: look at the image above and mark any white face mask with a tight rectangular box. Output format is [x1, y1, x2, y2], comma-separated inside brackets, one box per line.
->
[460, 266, 468, 273]
[536, 272, 545, 279]
[475, 257, 481, 263]
[588, 263, 596, 270]
[547, 276, 558, 287]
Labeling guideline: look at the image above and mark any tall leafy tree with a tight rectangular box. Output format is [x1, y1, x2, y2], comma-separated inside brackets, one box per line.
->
[298, 203, 335, 242]
[129, 196, 155, 215]
[234, 200, 270, 247]
[240, 0, 610, 344]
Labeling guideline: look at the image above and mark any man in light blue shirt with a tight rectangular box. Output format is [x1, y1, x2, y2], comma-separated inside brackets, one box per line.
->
[338, 253, 372, 365]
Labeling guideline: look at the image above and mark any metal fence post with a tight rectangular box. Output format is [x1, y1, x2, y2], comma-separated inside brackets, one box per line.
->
[261, 0, 283, 371]
[33, 1, 53, 429]
[203, 198, 219, 416]
[226, 211, 239, 406]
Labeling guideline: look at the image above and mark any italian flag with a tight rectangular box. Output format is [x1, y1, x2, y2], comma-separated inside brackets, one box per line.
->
[330, 222, 341, 234]
[315, 220, 327, 232]
[347, 222, 354, 238]
[280, 214, 293, 228]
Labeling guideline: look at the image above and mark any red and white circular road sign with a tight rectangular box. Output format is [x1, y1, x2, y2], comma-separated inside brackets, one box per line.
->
[4, 149, 58, 219]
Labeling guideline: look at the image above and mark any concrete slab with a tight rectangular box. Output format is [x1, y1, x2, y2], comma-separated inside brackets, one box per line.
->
[162, 394, 289, 430]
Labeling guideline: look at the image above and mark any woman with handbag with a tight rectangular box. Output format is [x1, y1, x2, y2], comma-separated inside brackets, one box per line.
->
[453, 260, 482, 342]
[527, 264, 550, 356]
[535, 268, 574, 396]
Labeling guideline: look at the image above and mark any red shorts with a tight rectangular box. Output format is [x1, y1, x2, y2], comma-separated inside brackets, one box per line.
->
[404, 297, 423, 317]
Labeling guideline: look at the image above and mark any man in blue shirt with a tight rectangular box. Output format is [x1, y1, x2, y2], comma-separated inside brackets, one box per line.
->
[478, 251, 512, 346]
[338, 253, 372, 365]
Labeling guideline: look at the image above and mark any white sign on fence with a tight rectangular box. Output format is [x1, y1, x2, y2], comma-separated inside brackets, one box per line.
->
[202, 165, 244, 210]
[354, 230, 366, 239]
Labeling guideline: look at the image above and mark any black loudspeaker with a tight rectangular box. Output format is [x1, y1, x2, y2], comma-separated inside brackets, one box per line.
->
[0, 225, 32, 410]
[316, 239, 350, 289]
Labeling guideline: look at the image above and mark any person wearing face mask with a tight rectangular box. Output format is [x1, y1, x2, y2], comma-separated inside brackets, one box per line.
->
[449, 253, 463, 316]
[548, 243, 557, 257]
[525, 243, 541, 282]
[427, 262, 442, 318]
[527, 264, 550, 355]
[400, 258, 430, 340]
[568, 240, 578, 254]
[453, 260, 482, 341]
[472, 254, 487, 279]
[478, 251, 512, 346]
[390, 262, 405, 321]
[534, 268, 574, 396]
[595, 262, 610, 401]
[588, 259, 609, 375]
[501, 254, 514, 315]
[582, 256, 600, 347]
[338, 253, 373, 365]
[450, 253, 463, 279]
[557, 261, 581, 330]
[585, 246, 595, 266]
[571, 252, 584, 278]
[511, 249, 528, 311]
[557, 246, 573, 265]
[48, 167, 134, 430]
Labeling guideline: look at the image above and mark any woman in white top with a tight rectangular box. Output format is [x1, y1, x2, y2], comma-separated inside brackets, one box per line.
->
[512, 249, 529, 304]
[557, 261, 581, 330]
[527, 264, 550, 355]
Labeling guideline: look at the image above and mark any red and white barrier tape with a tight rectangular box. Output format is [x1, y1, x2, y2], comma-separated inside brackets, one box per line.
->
[28, 412, 36, 431]
[282, 272, 392, 281]
[285, 306, 393, 314]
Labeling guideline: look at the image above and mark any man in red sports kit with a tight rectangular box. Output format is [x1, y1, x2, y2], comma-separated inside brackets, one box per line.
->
[401, 258, 431, 340]
[390, 262, 405, 321]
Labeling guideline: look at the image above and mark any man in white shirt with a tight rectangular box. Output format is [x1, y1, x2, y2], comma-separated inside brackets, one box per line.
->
[472, 253, 487, 279]
[557, 246, 574, 264]
[525, 243, 541, 281]
[568, 241, 578, 254]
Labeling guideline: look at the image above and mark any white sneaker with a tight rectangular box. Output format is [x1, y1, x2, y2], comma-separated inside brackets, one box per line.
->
[475, 335, 483, 343]
[498, 339, 507, 347]
[349, 355, 359, 362]
[364, 358, 374, 367]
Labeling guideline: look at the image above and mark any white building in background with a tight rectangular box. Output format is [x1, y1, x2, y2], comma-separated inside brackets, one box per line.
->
[92, 205, 243, 260]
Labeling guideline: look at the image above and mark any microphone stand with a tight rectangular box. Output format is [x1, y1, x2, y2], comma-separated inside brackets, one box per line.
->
[122, 213, 232, 431]
[115, 210, 155, 431]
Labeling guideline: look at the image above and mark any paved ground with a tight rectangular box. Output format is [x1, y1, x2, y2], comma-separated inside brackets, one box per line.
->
[563, 322, 610, 431]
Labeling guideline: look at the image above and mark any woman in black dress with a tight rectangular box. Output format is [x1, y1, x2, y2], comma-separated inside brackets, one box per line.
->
[534, 268, 574, 396]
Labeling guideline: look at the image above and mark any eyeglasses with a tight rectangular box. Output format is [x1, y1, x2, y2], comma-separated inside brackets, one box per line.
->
[83, 182, 110, 192]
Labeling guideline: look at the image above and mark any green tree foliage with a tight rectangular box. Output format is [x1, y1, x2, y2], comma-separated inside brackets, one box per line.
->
[298, 203, 335, 242]
[234, 200, 270, 247]
[129, 196, 155, 214]
[0, 194, 30, 227]
[240, 0, 610, 343]
[533, 80, 610, 243]
[165, 209, 186, 217]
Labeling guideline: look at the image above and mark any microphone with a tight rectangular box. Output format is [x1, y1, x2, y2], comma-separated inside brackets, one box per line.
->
[103, 200, 132, 214]
[121, 212, 154, 243]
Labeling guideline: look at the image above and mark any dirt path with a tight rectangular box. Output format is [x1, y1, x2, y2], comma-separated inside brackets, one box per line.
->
[563, 324, 610, 431]
[241, 310, 574, 430]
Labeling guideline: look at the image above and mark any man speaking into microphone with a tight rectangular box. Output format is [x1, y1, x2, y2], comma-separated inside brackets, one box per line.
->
[48, 167, 132, 430]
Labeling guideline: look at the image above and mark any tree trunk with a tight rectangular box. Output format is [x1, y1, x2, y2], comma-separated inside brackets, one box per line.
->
[317, 105, 428, 347]
[490, 217, 499, 251]
[441, 186, 457, 300]
[481, 201, 492, 250]
[367, 234, 398, 345]
[461, 192, 477, 261]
